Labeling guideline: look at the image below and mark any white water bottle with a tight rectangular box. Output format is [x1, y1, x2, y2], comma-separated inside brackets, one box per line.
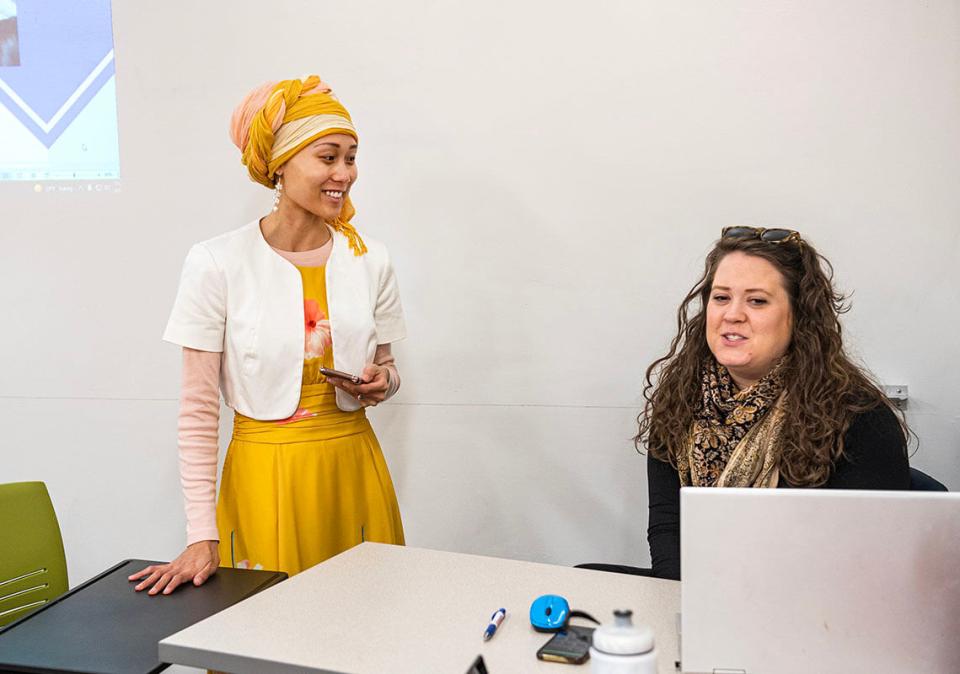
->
[589, 609, 657, 674]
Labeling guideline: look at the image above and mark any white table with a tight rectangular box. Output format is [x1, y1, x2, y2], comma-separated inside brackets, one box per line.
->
[160, 543, 680, 674]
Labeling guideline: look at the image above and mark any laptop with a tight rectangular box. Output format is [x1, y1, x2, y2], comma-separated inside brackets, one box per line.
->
[680, 487, 960, 674]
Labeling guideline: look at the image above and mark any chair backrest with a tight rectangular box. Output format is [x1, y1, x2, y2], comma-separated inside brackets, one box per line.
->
[0, 482, 68, 627]
[910, 467, 949, 492]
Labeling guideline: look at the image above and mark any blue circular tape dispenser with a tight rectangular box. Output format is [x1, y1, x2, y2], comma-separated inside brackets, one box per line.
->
[529, 594, 570, 632]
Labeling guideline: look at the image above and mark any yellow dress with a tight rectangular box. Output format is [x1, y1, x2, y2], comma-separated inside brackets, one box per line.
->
[215, 264, 404, 576]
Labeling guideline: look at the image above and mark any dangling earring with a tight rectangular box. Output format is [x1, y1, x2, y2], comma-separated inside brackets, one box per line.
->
[272, 176, 283, 212]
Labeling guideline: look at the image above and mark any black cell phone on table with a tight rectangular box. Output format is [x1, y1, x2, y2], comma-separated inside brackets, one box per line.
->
[536, 625, 594, 664]
[318, 367, 363, 384]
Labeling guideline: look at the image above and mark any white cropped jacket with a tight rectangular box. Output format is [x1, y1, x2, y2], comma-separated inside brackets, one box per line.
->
[163, 220, 406, 418]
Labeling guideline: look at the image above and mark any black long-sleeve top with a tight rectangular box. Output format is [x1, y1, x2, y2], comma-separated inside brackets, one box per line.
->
[647, 405, 910, 581]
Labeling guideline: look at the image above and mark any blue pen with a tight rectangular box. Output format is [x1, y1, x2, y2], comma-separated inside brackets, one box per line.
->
[483, 608, 506, 641]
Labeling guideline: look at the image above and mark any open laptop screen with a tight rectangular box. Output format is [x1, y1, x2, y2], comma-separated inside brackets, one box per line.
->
[681, 488, 960, 674]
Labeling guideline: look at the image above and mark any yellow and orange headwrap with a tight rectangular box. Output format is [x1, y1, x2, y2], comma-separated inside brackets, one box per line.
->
[229, 75, 366, 255]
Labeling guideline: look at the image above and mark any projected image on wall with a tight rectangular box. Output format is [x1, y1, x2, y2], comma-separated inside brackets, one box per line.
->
[0, 1, 19, 66]
[0, 0, 120, 184]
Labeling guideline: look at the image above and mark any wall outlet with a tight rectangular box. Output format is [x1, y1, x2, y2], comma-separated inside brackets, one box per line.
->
[883, 385, 909, 410]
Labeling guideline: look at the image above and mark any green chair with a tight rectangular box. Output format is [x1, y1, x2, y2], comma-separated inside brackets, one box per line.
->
[0, 482, 68, 627]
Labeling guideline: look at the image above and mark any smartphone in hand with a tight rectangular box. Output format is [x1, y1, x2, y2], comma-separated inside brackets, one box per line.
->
[318, 367, 364, 385]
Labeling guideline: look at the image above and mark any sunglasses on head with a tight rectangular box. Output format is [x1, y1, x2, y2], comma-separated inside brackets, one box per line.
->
[721, 226, 802, 245]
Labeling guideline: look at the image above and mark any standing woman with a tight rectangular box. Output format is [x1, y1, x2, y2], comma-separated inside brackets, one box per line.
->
[130, 75, 406, 594]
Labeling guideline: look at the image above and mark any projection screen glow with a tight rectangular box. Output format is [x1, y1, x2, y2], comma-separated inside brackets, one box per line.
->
[0, 0, 120, 185]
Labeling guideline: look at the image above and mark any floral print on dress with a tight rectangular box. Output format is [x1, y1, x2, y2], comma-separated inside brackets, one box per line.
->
[304, 298, 332, 360]
[235, 559, 264, 571]
[275, 407, 318, 425]
[274, 292, 334, 425]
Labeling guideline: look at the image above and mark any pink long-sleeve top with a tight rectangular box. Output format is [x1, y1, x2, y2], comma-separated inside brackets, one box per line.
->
[178, 240, 401, 544]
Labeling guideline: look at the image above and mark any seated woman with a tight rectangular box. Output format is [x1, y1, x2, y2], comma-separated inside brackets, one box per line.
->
[639, 226, 909, 580]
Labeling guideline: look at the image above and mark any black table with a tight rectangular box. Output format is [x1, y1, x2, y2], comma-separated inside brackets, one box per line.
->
[0, 559, 285, 674]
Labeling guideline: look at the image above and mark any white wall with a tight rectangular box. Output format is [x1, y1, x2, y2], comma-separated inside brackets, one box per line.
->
[2, 0, 958, 587]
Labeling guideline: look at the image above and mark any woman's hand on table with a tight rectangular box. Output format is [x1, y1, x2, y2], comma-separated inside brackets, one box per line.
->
[128, 540, 219, 595]
[327, 363, 390, 407]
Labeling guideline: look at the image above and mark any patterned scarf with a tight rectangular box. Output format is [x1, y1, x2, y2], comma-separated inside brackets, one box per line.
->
[678, 359, 787, 488]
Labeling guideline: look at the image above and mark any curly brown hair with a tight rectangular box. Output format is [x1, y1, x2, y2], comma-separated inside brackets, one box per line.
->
[636, 233, 907, 487]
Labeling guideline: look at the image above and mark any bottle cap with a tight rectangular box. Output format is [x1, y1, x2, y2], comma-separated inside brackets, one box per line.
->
[590, 610, 655, 656]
